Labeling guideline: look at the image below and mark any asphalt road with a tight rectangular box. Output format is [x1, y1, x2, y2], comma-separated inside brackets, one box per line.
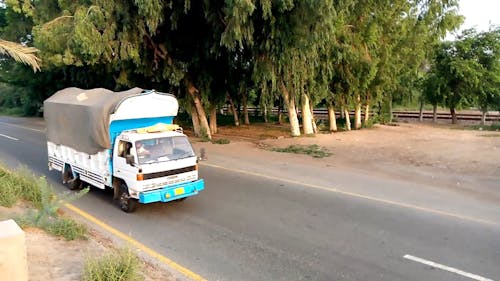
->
[1, 116, 499, 281]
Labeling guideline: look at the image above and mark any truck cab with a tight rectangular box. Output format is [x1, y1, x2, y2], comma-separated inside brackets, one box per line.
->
[112, 128, 203, 211]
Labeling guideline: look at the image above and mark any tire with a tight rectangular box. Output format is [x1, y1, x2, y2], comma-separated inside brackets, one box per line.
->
[118, 183, 138, 213]
[63, 167, 82, 190]
[68, 178, 83, 190]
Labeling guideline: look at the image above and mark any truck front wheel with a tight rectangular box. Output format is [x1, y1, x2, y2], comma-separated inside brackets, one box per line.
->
[118, 183, 137, 213]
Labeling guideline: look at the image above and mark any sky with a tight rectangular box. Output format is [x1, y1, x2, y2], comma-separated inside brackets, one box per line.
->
[455, 0, 499, 33]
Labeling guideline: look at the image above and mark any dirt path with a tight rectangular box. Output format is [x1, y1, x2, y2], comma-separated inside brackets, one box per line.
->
[205, 122, 500, 198]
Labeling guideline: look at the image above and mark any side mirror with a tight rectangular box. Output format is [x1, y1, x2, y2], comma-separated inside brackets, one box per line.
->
[125, 155, 135, 165]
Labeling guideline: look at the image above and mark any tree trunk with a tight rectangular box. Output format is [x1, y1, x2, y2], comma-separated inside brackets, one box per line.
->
[433, 104, 437, 123]
[280, 81, 301, 136]
[243, 94, 250, 125]
[481, 111, 486, 126]
[363, 92, 371, 124]
[419, 98, 424, 122]
[310, 103, 318, 134]
[186, 79, 211, 139]
[328, 103, 337, 132]
[263, 104, 268, 123]
[301, 93, 314, 135]
[209, 105, 218, 135]
[227, 93, 240, 126]
[190, 106, 201, 137]
[364, 103, 370, 124]
[354, 94, 362, 129]
[277, 102, 283, 124]
[450, 107, 457, 124]
[344, 108, 351, 131]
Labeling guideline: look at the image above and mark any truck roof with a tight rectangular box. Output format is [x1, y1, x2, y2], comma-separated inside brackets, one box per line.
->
[122, 130, 186, 142]
[44, 87, 178, 154]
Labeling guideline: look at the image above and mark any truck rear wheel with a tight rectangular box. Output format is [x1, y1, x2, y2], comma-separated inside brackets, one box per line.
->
[63, 167, 82, 190]
[68, 178, 83, 190]
[119, 183, 137, 213]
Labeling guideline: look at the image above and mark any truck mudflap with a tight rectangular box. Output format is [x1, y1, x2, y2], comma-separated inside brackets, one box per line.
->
[138, 179, 204, 204]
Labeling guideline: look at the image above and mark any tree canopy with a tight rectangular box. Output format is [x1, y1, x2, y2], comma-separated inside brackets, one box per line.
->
[2, 0, 491, 135]
[423, 27, 500, 124]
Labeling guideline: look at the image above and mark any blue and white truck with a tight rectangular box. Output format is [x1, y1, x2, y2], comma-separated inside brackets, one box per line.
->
[44, 87, 204, 212]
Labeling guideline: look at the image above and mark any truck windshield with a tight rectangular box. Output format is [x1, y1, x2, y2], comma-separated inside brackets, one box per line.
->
[135, 136, 195, 164]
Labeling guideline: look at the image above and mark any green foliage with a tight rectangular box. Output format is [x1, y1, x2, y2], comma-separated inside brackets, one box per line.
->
[0, 106, 23, 116]
[362, 118, 378, 129]
[43, 217, 87, 240]
[423, 27, 500, 117]
[0, 0, 465, 136]
[83, 248, 144, 281]
[0, 165, 88, 240]
[0, 165, 43, 208]
[211, 138, 230, 144]
[271, 144, 332, 158]
[466, 122, 500, 132]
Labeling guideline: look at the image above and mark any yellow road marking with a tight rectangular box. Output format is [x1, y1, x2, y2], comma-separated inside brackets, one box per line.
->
[201, 163, 499, 227]
[65, 204, 208, 281]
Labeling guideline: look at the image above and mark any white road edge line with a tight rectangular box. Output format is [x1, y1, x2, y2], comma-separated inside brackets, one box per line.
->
[0, 133, 19, 141]
[403, 254, 494, 281]
[0, 121, 44, 132]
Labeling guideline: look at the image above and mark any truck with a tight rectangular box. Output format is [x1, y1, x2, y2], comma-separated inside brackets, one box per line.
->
[44, 87, 204, 212]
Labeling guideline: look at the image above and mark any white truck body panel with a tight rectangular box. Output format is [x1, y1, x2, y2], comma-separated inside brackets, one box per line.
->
[110, 94, 178, 122]
[48, 142, 110, 189]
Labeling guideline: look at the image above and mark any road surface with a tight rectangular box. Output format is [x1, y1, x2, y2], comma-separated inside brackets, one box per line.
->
[0, 116, 499, 281]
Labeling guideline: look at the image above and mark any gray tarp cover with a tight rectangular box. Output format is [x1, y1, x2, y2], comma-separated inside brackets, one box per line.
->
[44, 87, 143, 154]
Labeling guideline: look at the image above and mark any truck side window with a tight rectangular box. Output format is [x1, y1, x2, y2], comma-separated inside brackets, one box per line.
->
[118, 141, 132, 158]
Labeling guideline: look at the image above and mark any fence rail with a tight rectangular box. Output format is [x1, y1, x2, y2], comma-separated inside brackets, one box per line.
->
[234, 107, 500, 122]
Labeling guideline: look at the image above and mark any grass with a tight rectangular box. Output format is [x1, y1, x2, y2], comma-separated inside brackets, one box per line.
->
[461, 122, 500, 132]
[0, 165, 43, 208]
[212, 138, 231, 144]
[82, 248, 144, 281]
[0, 165, 88, 240]
[0, 107, 24, 116]
[271, 144, 332, 158]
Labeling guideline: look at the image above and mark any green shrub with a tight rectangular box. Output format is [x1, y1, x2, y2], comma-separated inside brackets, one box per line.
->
[212, 138, 230, 144]
[271, 144, 332, 158]
[0, 107, 24, 116]
[0, 165, 88, 240]
[0, 178, 19, 207]
[0, 166, 42, 208]
[44, 217, 87, 240]
[83, 248, 144, 281]
[463, 122, 500, 132]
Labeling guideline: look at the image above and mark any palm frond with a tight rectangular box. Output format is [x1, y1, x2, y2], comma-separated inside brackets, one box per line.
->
[0, 39, 41, 72]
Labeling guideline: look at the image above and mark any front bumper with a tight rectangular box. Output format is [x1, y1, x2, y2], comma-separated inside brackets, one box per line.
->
[138, 179, 204, 204]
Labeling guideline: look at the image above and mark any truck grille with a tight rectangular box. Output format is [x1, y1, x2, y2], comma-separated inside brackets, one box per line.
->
[142, 166, 196, 180]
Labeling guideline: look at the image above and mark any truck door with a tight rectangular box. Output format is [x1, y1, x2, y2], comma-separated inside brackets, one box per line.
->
[113, 140, 138, 185]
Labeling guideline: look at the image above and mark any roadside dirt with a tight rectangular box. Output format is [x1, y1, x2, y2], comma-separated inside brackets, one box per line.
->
[0, 205, 176, 281]
[206, 121, 500, 197]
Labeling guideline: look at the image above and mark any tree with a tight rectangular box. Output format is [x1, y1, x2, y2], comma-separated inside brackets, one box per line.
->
[472, 27, 500, 125]
[0, 39, 40, 71]
[426, 29, 496, 124]
[221, 1, 340, 136]
[0, 6, 40, 71]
